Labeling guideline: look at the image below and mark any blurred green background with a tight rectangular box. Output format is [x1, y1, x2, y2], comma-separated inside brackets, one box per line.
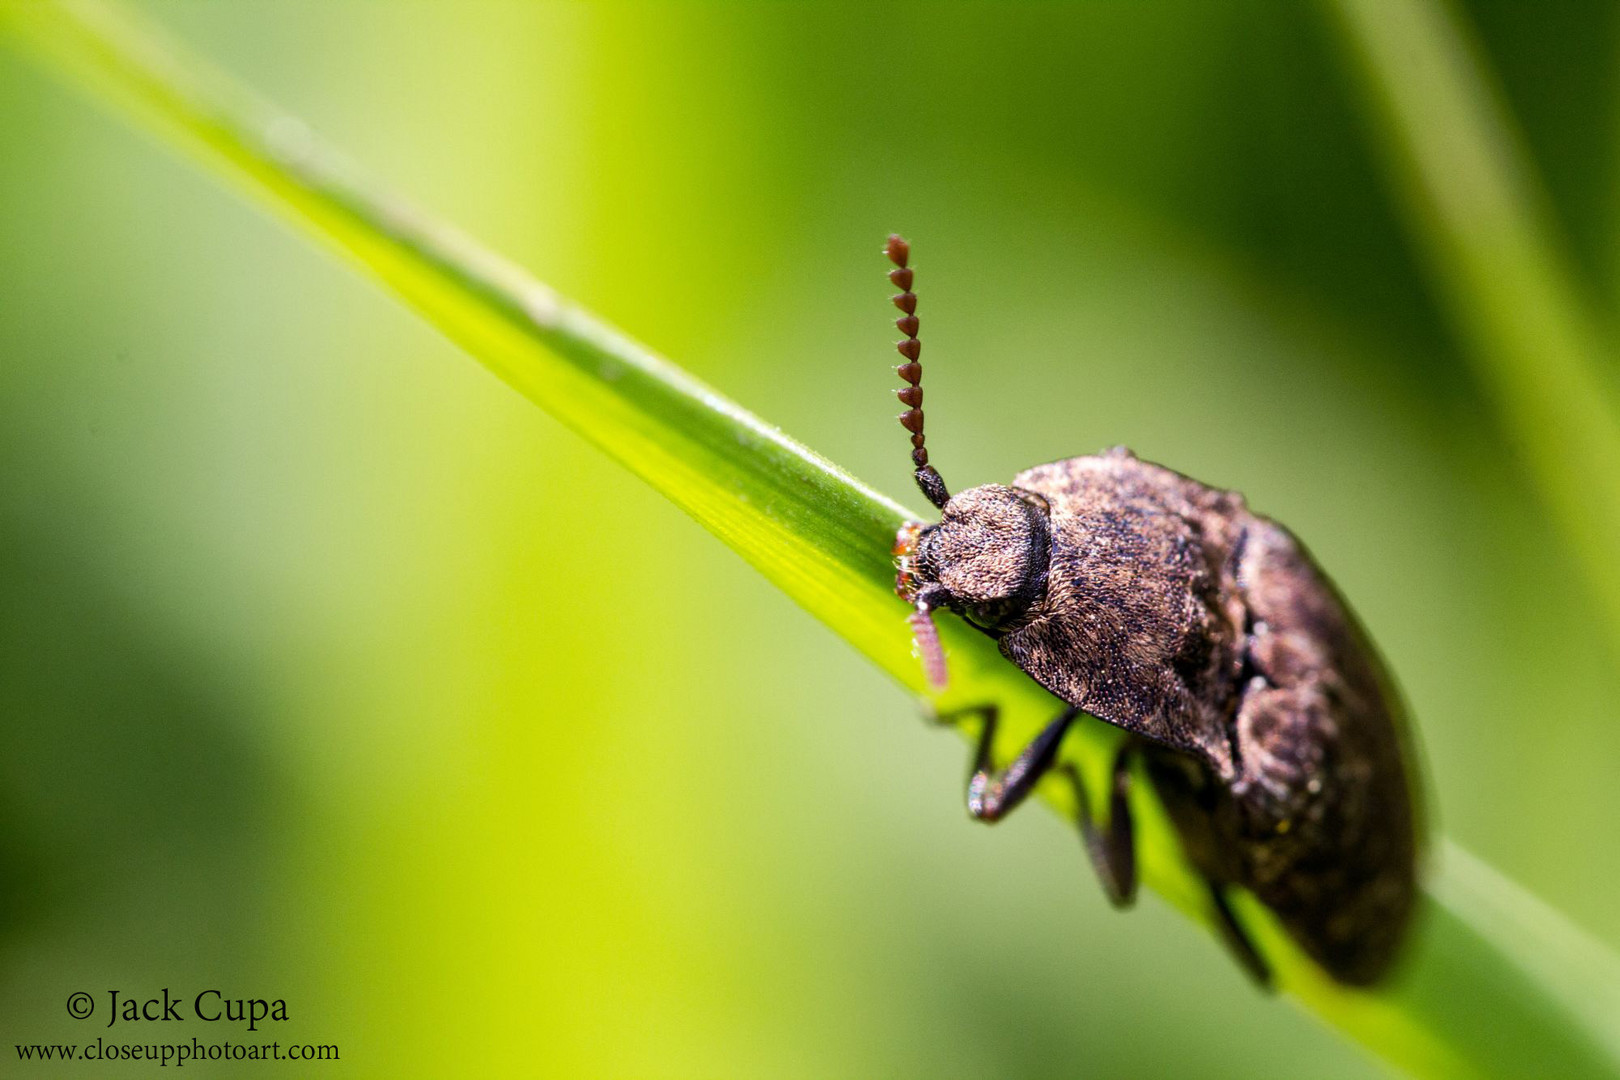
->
[2, 2, 1617, 1076]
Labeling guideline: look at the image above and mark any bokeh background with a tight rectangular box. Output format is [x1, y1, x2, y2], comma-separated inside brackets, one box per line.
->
[2, 2, 1617, 1076]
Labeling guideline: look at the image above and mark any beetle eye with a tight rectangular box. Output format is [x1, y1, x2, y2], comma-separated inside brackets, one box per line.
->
[965, 597, 1021, 632]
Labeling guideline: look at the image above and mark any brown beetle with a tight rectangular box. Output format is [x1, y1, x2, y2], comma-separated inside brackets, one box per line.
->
[884, 234, 1419, 986]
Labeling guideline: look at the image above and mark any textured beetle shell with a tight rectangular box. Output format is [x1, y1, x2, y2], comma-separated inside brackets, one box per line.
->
[1001, 448, 1418, 984]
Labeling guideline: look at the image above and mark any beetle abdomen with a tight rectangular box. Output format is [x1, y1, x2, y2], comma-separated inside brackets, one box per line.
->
[1223, 518, 1418, 984]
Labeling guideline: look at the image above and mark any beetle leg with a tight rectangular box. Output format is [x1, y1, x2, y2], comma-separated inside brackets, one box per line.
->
[931, 704, 1080, 823]
[1208, 882, 1274, 989]
[1059, 740, 1138, 908]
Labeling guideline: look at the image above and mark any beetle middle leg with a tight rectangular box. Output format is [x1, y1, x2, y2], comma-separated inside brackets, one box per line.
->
[932, 705, 1139, 907]
[1059, 740, 1138, 908]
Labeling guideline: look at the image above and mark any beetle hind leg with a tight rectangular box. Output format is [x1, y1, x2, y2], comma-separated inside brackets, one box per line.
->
[1208, 882, 1274, 989]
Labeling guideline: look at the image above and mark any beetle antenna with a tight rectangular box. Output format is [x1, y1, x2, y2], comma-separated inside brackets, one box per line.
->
[886, 234, 950, 510]
[908, 606, 949, 691]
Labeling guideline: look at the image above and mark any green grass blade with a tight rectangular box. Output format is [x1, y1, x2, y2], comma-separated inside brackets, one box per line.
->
[6, 2, 1620, 1076]
[1326, 0, 1620, 656]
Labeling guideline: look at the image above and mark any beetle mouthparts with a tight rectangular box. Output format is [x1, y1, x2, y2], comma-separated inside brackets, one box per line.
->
[893, 520, 924, 601]
[893, 520, 948, 690]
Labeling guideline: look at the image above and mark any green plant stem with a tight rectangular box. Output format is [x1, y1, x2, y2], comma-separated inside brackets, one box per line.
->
[6, 2, 1619, 1076]
[1326, 0, 1620, 658]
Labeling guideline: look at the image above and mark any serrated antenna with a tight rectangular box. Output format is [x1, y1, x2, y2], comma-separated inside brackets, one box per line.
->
[886, 234, 949, 510]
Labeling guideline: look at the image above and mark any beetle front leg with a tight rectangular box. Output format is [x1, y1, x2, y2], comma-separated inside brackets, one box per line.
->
[930, 704, 1079, 822]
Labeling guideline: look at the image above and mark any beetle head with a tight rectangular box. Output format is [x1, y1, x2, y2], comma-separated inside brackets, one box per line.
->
[896, 485, 1052, 633]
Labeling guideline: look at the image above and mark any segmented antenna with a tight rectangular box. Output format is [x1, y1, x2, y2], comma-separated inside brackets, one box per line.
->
[886, 234, 950, 510]
[908, 607, 949, 691]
